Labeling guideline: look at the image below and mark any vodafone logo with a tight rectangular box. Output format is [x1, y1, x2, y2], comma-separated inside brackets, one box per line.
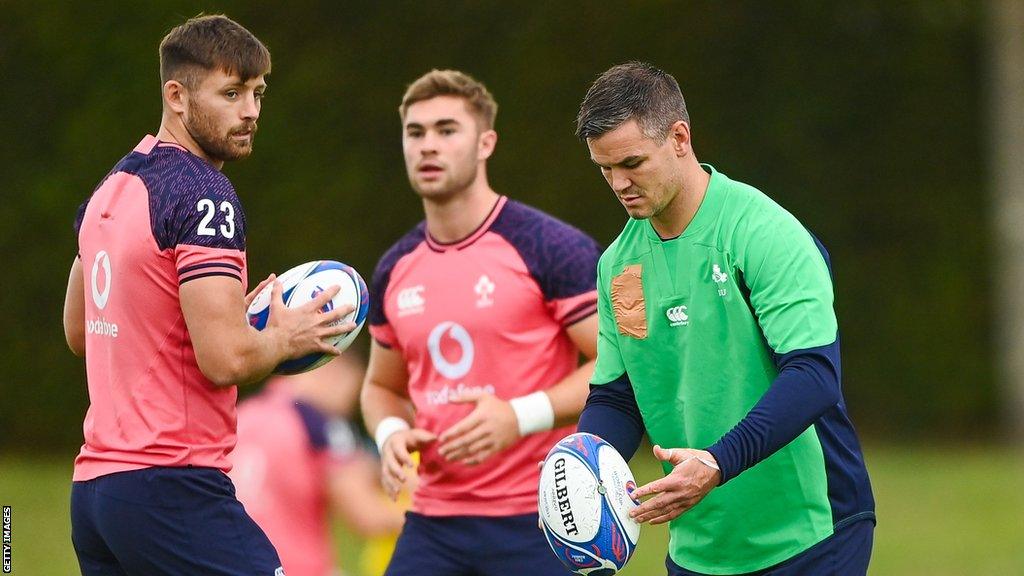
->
[427, 321, 474, 379]
[87, 250, 119, 338]
[91, 251, 112, 309]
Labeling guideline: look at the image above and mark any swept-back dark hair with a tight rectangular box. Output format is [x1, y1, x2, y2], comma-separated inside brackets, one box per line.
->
[576, 61, 689, 141]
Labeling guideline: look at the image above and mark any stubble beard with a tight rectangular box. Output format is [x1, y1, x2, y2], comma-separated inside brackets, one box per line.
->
[186, 98, 256, 163]
[622, 187, 657, 220]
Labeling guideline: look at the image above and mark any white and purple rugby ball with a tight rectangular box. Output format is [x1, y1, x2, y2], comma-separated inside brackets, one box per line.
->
[246, 260, 369, 375]
[538, 432, 641, 576]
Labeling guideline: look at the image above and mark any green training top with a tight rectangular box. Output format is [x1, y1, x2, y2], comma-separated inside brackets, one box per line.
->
[593, 165, 838, 574]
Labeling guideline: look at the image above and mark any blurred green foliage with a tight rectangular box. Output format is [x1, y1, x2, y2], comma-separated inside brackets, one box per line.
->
[0, 1, 992, 451]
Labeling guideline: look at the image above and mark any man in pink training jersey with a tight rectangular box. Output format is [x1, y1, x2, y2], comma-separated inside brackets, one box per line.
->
[62, 14, 355, 576]
[230, 354, 405, 576]
[361, 69, 600, 576]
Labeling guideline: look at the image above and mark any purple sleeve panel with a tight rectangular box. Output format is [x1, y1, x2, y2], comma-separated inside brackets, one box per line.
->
[74, 160, 122, 250]
[489, 200, 601, 302]
[73, 199, 89, 236]
[159, 170, 247, 252]
[89, 145, 248, 252]
[368, 223, 426, 329]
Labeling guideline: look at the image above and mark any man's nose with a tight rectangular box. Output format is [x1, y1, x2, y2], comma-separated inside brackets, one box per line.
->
[241, 92, 260, 121]
[609, 169, 632, 193]
[420, 130, 441, 153]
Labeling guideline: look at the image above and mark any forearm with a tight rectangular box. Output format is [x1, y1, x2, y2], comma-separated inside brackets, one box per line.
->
[181, 276, 295, 387]
[344, 502, 404, 536]
[361, 379, 415, 434]
[221, 327, 289, 386]
[578, 373, 645, 461]
[330, 459, 406, 536]
[705, 342, 841, 484]
[338, 493, 405, 536]
[191, 323, 289, 387]
[63, 257, 86, 357]
[544, 358, 595, 427]
[505, 358, 593, 439]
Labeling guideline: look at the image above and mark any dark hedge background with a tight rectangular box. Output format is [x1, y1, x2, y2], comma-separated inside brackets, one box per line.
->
[0, 1, 993, 451]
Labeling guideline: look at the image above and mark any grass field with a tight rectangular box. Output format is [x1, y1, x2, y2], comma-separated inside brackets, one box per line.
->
[1, 445, 1021, 575]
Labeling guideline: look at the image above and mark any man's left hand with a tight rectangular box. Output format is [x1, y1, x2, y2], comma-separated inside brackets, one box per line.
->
[244, 274, 275, 307]
[437, 391, 519, 465]
[629, 445, 721, 525]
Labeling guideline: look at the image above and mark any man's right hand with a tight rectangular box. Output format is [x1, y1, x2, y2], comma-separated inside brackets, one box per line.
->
[380, 428, 436, 500]
[265, 280, 356, 359]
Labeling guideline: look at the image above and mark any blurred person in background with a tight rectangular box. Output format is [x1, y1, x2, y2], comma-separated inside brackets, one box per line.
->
[231, 354, 405, 576]
[361, 69, 601, 576]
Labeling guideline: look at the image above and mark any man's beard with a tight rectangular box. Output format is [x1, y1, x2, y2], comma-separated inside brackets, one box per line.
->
[185, 99, 256, 162]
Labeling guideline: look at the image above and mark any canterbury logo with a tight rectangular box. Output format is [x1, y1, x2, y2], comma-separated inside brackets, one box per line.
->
[666, 305, 689, 326]
[396, 285, 425, 316]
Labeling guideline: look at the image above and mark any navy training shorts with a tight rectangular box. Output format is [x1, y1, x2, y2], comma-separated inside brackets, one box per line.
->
[384, 510, 574, 576]
[666, 518, 874, 576]
[71, 466, 282, 576]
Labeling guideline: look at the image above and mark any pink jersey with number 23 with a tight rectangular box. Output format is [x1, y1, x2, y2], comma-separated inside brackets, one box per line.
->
[73, 135, 248, 482]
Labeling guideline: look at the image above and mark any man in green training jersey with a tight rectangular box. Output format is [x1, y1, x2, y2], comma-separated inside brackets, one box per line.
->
[574, 61, 875, 575]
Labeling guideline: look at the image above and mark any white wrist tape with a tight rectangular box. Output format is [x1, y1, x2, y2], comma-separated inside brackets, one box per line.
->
[509, 391, 554, 436]
[374, 416, 411, 454]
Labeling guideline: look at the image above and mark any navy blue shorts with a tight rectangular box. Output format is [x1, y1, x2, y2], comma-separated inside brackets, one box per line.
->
[666, 519, 874, 576]
[384, 511, 573, 576]
[71, 467, 282, 576]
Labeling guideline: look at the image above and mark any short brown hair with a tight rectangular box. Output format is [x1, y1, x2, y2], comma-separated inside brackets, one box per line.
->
[159, 14, 271, 89]
[399, 69, 498, 129]
[576, 61, 688, 141]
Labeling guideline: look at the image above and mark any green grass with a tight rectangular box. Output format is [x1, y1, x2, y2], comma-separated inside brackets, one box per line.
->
[2, 445, 1022, 575]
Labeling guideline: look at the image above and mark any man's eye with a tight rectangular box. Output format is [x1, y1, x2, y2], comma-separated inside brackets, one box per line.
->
[225, 91, 238, 99]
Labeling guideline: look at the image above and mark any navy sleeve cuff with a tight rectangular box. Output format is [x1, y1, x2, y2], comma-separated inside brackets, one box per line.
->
[578, 373, 645, 461]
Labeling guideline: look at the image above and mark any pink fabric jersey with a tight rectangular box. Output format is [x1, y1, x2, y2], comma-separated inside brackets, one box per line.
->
[369, 196, 600, 516]
[72, 135, 248, 481]
[230, 383, 358, 576]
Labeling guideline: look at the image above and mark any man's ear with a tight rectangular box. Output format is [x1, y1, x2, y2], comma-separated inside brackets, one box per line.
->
[478, 129, 498, 161]
[163, 80, 188, 115]
[669, 120, 692, 158]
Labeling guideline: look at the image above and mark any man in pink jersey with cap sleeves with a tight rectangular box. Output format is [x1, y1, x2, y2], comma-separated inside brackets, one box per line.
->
[230, 354, 405, 576]
[361, 69, 599, 576]
[62, 14, 356, 576]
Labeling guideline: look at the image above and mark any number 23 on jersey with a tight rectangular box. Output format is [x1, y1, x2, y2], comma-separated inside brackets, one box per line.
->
[196, 198, 235, 239]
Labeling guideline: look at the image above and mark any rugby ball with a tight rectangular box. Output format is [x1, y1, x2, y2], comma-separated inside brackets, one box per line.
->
[246, 260, 369, 375]
[538, 433, 640, 576]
